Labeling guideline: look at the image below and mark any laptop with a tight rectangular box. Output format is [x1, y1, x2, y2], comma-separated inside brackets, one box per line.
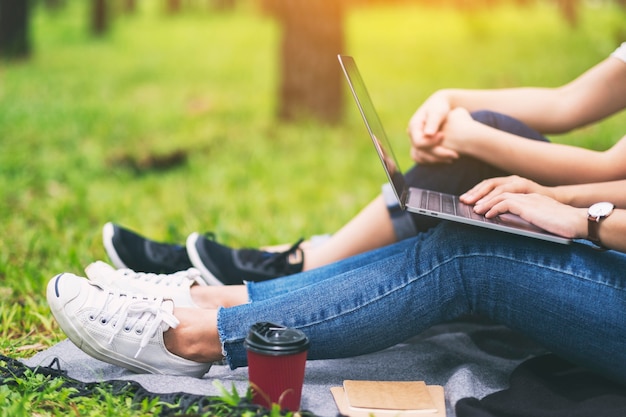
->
[337, 54, 571, 245]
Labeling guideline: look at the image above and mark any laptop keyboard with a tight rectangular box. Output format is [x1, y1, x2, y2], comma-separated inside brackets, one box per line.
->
[442, 194, 455, 215]
[419, 190, 491, 222]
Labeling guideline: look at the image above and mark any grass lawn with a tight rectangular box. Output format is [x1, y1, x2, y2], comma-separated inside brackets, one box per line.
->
[0, 1, 624, 415]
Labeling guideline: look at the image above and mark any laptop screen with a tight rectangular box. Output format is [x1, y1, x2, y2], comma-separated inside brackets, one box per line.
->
[337, 55, 409, 209]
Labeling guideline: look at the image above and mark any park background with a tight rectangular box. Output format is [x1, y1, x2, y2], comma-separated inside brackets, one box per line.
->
[0, 0, 625, 415]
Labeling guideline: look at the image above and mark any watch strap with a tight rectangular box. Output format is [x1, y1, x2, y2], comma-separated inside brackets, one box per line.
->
[587, 202, 614, 249]
[587, 214, 602, 245]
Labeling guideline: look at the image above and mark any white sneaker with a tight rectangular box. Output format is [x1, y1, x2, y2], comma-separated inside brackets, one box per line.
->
[47, 272, 212, 377]
[85, 261, 204, 308]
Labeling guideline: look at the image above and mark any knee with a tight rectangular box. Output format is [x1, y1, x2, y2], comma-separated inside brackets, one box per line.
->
[470, 110, 549, 143]
[471, 110, 505, 128]
[430, 222, 475, 246]
[422, 223, 483, 258]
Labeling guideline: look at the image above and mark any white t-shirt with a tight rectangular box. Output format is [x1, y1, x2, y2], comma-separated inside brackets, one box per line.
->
[611, 42, 626, 63]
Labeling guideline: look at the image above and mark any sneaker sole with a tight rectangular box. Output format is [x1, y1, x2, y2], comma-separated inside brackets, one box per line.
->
[102, 222, 129, 270]
[47, 273, 166, 375]
[185, 233, 225, 286]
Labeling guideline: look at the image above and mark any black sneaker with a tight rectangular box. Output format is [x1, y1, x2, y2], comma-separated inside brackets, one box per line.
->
[186, 232, 305, 285]
[102, 222, 193, 274]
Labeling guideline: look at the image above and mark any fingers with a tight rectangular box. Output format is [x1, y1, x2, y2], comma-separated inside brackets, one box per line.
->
[407, 114, 436, 150]
[474, 193, 515, 217]
[407, 94, 461, 165]
[408, 105, 443, 135]
[477, 193, 579, 239]
[409, 144, 459, 164]
[460, 175, 533, 207]
[407, 106, 448, 146]
[407, 123, 459, 164]
[475, 191, 535, 219]
[460, 177, 513, 205]
[422, 110, 445, 136]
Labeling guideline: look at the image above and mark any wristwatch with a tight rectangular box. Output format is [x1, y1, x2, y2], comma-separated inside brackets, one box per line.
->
[587, 202, 614, 247]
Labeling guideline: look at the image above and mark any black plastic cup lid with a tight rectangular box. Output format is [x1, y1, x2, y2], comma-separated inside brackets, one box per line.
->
[244, 322, 310, 356]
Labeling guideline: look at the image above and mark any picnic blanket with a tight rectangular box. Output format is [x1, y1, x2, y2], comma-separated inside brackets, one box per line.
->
[22, 317, 548, 416]
[456, 354, 626, 417]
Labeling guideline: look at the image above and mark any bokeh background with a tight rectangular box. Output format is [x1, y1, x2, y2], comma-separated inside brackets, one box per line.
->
[0, 0, 625, 360]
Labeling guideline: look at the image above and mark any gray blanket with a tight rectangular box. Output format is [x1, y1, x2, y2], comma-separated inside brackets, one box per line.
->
[23, 318, 546, 416]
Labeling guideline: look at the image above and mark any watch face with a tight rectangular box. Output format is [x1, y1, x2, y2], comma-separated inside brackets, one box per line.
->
[589, 202, 614, 217]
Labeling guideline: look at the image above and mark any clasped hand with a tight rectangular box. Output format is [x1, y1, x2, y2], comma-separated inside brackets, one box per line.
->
[407, 96, 476, 164]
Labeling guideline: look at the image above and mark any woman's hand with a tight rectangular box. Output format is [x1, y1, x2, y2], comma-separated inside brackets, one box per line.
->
[407, 92, 459, 164]
[408, 106, 484, 164]
[461, 176, 584, 239]
[460, 175, 555, 206]
[472, 191, 586, 239]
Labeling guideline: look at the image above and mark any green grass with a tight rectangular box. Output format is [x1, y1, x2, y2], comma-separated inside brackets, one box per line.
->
[0, 0, 624, 415]
[0, 364, 165, 417]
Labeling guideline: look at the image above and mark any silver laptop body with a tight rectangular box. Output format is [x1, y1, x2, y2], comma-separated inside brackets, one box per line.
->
[338, 54, 571, 245]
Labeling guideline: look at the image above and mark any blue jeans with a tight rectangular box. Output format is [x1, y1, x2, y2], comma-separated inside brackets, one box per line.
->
[218, 223, 626, 385]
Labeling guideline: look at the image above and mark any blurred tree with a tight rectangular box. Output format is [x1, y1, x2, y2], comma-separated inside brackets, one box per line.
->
[212, 0, 236, 10]
[44, 0, 65, 10]
[166, 0, 182, 14]
[123, 0, 136, 13]
[91, 0, 109, 35]
[263, 0, 345, 124]
[0, 0, 31, 59]
[556, 0, 579, 28]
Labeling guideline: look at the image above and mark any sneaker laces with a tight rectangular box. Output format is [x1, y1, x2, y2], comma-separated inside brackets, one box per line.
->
[237, 238, 305, 274]
[92, 288, 179, 358]
[115, 268, 206, 287]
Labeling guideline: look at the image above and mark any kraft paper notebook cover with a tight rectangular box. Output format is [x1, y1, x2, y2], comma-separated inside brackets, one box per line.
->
[331, 381, 446, 416]
[343, 380, 436, 411]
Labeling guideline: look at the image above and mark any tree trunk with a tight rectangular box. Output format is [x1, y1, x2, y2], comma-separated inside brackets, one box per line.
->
[270, 1, 345, 124]
[0, 0, 31, 59]
[212, 0, 235, 10]
[44, 0, 65, 10]
[91, 0, 108, 36]
[123, 0, 136, 14]
[166, 0, 182, 14]
[556, 0, 579, 28]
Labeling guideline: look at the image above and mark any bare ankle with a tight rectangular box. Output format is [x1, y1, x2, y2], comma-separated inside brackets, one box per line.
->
[190, 285, 248, 309]
[164, 309, 223, 363]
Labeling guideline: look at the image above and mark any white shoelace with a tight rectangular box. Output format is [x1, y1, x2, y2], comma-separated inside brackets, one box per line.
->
[92, 288, 179, 358]
[115, 268, 204, 288]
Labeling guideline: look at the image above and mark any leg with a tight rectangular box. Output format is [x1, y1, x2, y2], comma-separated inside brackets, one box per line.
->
[103, 112, 549, 282]
[302, 110, 550, 266]
[59, 223, 626, 383]
[302, 195, 395, 270]
[167, 241, 402, 361]
[188, 237, 398, 308]
[173, 224, 626, 384]
[189, 284, 248, 309]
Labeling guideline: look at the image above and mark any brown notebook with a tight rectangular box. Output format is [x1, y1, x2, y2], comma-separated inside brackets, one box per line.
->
[331, 380, 446, 416]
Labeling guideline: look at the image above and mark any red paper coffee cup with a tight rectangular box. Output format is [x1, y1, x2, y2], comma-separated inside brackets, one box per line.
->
[245, 322, 310, 411]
